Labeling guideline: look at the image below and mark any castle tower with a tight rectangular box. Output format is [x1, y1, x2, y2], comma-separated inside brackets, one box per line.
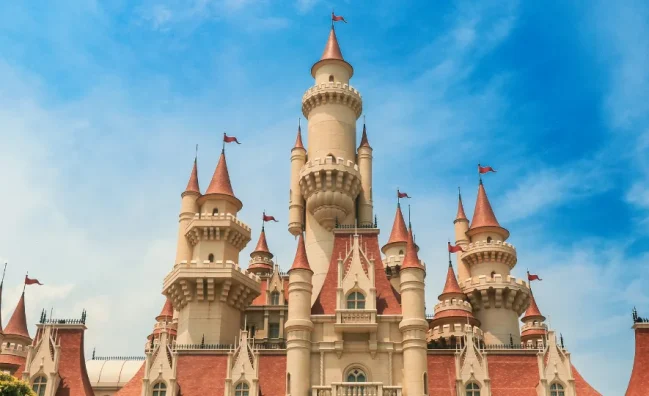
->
[399, 228, 428, 396]
[288, 123, 307, 237]
[0, 292, 31, 375]
[382, 204, 409, 290]
[297, 27, 364, 299]
[248, 227, 274, 275]
[357, 122, 373, 227]
[175, 157, 201, 265]
[520, 292, 547, 347]
[147, 297, 177, 346]
[285, 233, 313, 396]
[453, 190, 471, 281]
[142, 298, 179, 395]
[163, 150, 260, 345]
[459, 181, 530, 345]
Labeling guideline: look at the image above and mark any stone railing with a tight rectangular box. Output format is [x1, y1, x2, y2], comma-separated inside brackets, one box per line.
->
[312, 383, 401, 396]
[340, 310, 373, 324]
[302, 82, 363, 118]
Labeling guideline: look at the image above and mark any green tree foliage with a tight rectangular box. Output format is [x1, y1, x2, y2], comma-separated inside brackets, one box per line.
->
[0, 373, 36, 396]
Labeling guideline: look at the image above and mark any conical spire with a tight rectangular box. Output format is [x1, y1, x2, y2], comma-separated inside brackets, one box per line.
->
[401, 228, 422, 270]
[156, 298, 174, 322]
[386, 204, 408, 246]
[320, 28, 344, 61]
[455, 190, 467, 222]
[253, 228, 271, 255]
[184, 158, 200, 194]
[4, 292, 29, 339]
[522, 293, 545, 321]
[205, 151, 235, 197]
[470, 181, 501, 229]
[438, 263, 464, 300]
[358, 122, 371, 149]
[289, 233, 312, 272]
[294, 122, 304, 149]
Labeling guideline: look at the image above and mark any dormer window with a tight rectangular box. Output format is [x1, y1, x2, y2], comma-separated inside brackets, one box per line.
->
[487, 236, 492, 243]
[152, 382, 167, 396]
[32, 376, 47, 396]
[270, 291, 280, 305]
[329, 75, 334, 82]
[550, 383, 565, 396]
[346, 291, 366, 309]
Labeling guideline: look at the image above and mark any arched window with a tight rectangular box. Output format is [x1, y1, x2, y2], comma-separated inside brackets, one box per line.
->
[550, 383, 565, 396]
[487, 236, 492, 243]
[423, 373, 428, 394]
[286, 373, 291, 394]
[212, 208, 218, 215]
[329, 75, 334, 82]
[346, 368, 367, 382]
[466, 382, 480, 396]
[399, 249, 404, 255]
[32, 376, 47, 396]
[235, 382, 250, 396]
[152, 382, 167, 396]
[208, 254, 215, 262]
[346, 292, 365, 309]
[270, 291, 280, 305]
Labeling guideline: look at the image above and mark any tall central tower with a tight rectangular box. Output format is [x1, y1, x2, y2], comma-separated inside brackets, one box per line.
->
[289, 27, 370, 300]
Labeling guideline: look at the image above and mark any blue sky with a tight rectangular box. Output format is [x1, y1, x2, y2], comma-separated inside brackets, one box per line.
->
[1, 0, 648, 394]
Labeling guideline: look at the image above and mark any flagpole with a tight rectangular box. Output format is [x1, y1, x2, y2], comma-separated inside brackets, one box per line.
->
[1, 261, 6, 287]
[262, 210, 265, 232]
[408, 204, 411, 228]
[23, 271, 27, 293]
[331, 9, 334, 29]
[222, 132, 226, 153]
[195, 144, 198, 160]
[397, 188, 400, 206]
[448, 240, 452, 267]
[478, 163, 482, 184]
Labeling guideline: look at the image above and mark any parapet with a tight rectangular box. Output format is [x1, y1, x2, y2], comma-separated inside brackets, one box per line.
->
[461, 274, 531, 315]
[461, 239, 517, 269]
[168, 259, 261, 283]
[301, 82, 363, 118]
[191, 212, 252, 233]
[428, 323, 484, 342]
[433, 299, 473, 315]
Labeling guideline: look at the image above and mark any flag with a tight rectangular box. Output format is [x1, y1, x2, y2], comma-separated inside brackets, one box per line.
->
[527, 272, 542, 282]
[332, 12, 347, 23]
[223, 134, 241, 144]
[398, 190, 411, 199]
[25, 276, 43, 286]
[478, 164, 497, 174]
[263, 214, 279, 222]
[448, 242, 464, 253]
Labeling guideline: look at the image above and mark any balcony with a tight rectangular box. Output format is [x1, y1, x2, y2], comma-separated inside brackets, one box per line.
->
[312, 383, 402, 396]
[334, 309, 378, 333]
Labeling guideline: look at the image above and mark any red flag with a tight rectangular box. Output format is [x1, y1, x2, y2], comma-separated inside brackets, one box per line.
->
[448, 242, 464, 253]
[527, 272, 542, 282]
[332, 12, 347, 23]
[263, 214, 279, 222]
[223, 134, 241, 144]
[478, 164, 497, 174]
[25, 276, 43, 286]
[397, 190, 411, 199]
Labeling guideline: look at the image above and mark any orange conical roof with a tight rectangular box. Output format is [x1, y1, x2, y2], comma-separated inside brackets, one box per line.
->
[205, 151, 235, 197]
[455, 190, 467, 222]
[439, 263, 464, 300]
[522, 293, 545, 321]
[156, 298, 174, 322]
[401, 228, 423, 270]
[184, 158, 200, 194]
[289, 233, 312, 272]
[358, 123, 371, 149]
[470, 181, 501, 229]
[5, 292, 29, 339]
[386, 204, 408, 246]
[253, 228, 271, 255]
[294, 124, 304, 149]
[321, 28, 344, 61]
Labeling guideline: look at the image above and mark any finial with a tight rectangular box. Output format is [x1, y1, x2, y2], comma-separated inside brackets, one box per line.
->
[298, 118, 301, 129]
[408, 204, 411, 229]
[1, 261, 6, 288]
[201, 334, 205, 347]
[92, 347, 96, 360]
[363, 114, 366, 125]
[195, 144, 198, 161]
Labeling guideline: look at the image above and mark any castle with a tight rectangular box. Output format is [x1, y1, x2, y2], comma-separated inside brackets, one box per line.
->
[3, 25, 647, 396]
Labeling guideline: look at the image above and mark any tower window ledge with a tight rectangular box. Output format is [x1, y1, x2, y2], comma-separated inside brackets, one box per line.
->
[334, 309, 378, 333]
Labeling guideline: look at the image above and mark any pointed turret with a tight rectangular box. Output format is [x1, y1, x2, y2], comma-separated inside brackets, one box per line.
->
[205, 151, 235, 197]
[384, 204, 408, 248]
[248, 227, 275, 275]
[4, 293, 29, 339]
[401, 228, 423, 270]
[453, 189, 471, 280]
[320, 27, 344, 61]
[522, 293, 545, 322]
[357, 120, 373, 227]
[521, 292, 548, 346]
[156, 298, 174, 323]
[289, 233, 312, 273]
[294, 123, 304, 149]
[358, 123, 371, 149]
[438, 263, 464, 301]
[467, 180, 509, 240]
[455, 190, 467, 223]
[184, 158, 200, 195]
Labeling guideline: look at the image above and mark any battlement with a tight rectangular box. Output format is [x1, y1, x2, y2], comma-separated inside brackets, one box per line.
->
[461, 239, 517, 269]
[428, 324, 484, 342]
[184, 213, 251, 251]
[169, 259, 261, 282]
[301, 82, 363, 118]
[191, 212, 252, 233]
[248, 256, 274, 266]
[521, 321, 548, 333]
[433, 299, 473, 314]
[382, 254, 404, 268]
[461, 274, 528, 289]
[462, 274, 531, 315]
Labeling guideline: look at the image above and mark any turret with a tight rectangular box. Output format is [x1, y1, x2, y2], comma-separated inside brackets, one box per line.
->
[356, 122, 373, 227]
[175, 157, 201, 264]
[520, 292, 547, 347]
[0, 292, 31, 376]
[300, 27, 364, 300]
[459, 180, 530, 344]
[453, 189, 471, 281]
[288, 122, 307, 237]
[163, 149, 259, 345]
[381, 204, 408, 290]
[285, 233, 313, 396]
[398, 228, 428, 396]
[148, 297, 177, 346]
[248, 226, 274, 275]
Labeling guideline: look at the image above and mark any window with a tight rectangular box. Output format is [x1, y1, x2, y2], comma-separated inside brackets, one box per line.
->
[399, 249, 404, 255]
[152, 382, 167, 396]
[269, 323, 280, 339]
[270, 291, 280, 305]
[550, 383, 565, 396]
[329, 75, 334, 82]
[212, 208, 218, 215]
[346, 368, 367, 382]
[346, 292, 365, 309]
[208, 254, 214, 262]
[423, 373, 428, 395]
[487, 236, 492, 243]
[32, 376, 47, 396]
[286, 373, 291, 394]
[466, 383, 480, 396]
[235, 382, 249, 396]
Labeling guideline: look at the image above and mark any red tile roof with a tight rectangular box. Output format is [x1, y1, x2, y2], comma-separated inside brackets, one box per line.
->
[488, 354, 539, 396]
[258, 355, 286, 395]
[251, 279, 268, 306]
[626, 326, 649, 396]
[321, 28, 344, 61]
[5, 293, 29, 339]
[431, 309, 475, 320]
[439, 264, 463, 299]
[253, 229, 271, 255]
[0, 353, 26, 378]
[426, 354, 456, 396]
[401, 228, 423, 270]
[176, 355, 228, 396]
[114, 363, 144, 396]
[312, 232, 401, 315]
[156, 298, 174, 322]
[54, 328, 95, 396]
[521, 293, 545, 322]
[572, 366, 601, 396]
[184, 158, 200, 194]
[205, 151, 235, 197]
[294, 125, 304, 149]
[358, 123, 371, 149]
[385, 205, 408, 246]
[470, 182, 501, 230]
[289, 233, 312, 272]
[455, 192, 467, 222]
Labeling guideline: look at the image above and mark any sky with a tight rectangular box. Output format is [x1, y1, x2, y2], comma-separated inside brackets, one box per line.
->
[0, 0, 648, 394]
